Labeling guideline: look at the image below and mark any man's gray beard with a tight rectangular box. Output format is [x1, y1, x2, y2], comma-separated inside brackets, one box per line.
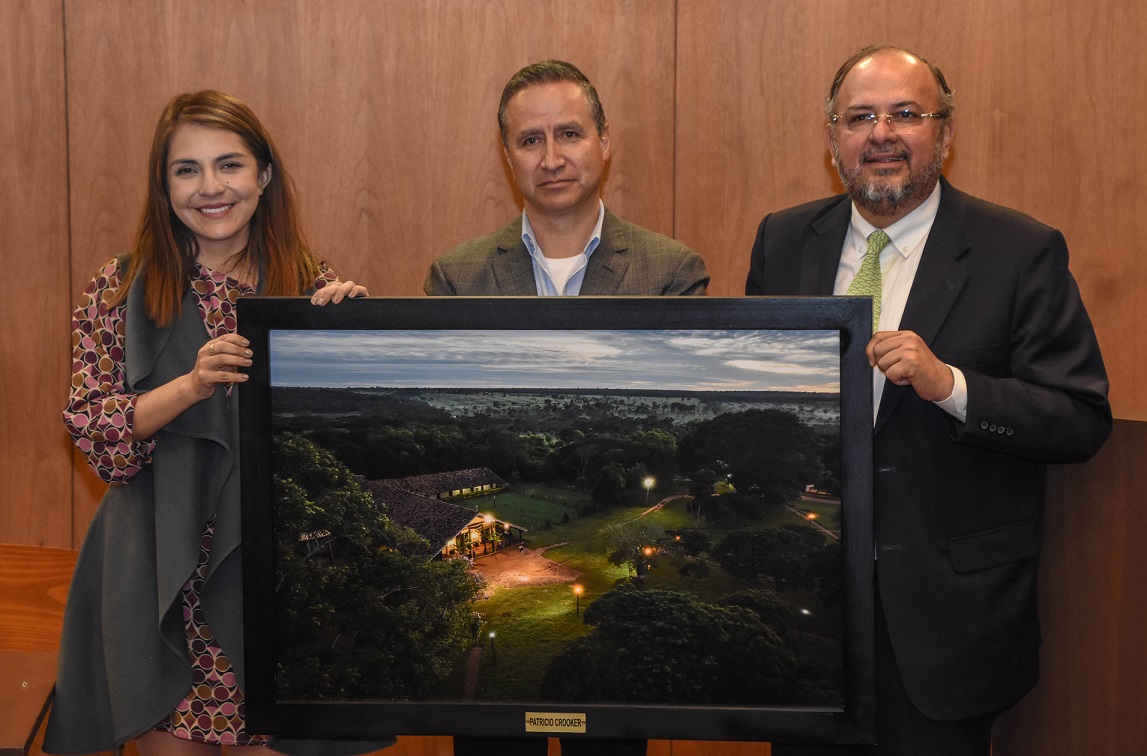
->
[833, 138, 946, 217]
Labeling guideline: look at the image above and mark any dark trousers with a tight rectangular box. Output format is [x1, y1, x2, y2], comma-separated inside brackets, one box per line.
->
[453, 737, 646, 756]
[772, 590, 994, 756]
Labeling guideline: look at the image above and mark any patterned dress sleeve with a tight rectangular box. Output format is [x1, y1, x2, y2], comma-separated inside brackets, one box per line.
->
[64, 258, 156, 484]
[314, 261, 339, 290]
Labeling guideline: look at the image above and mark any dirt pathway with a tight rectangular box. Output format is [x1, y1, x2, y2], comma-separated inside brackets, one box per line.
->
[470, 545, 581, 590]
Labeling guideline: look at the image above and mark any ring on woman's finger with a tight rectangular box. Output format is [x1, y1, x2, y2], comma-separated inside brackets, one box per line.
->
[209, 342, 215, 355]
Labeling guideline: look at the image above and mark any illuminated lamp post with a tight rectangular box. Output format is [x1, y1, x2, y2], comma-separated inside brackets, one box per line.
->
[488, 630, 496, 665]
[572, 584, 584, 615]
[643, 476, 655, 506]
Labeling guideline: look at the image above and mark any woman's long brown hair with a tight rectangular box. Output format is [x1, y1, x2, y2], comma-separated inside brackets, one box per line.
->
[111, 90, 320, 325]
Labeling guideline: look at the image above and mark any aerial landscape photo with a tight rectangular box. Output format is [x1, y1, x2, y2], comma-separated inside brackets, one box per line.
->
[265, 328, 846, 708]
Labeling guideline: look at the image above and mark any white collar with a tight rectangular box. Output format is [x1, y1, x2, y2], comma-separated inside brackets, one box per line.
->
[848, 181, 942, 259]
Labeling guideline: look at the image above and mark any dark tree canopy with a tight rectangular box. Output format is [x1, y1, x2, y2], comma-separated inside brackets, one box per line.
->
[540, 586, 796, 705]
[719, 587, 795, 636]
[678, 408, 824, 507]
[710, 525, 830, 595]
[272, 433, 482, 700]
[664, 528, 711, 557]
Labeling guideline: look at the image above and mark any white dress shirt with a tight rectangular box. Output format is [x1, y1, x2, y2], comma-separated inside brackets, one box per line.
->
[521, 201, 605, 296]
[834, 183, 968, 424]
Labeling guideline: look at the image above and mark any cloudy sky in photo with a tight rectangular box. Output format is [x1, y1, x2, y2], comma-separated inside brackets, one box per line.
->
[268, 329, 839, 393]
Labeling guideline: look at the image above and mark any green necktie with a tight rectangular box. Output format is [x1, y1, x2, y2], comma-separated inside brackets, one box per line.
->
[848, 229, 890, 332]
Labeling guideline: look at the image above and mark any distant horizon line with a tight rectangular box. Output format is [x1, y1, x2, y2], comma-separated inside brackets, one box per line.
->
[271, 385, 840, 394]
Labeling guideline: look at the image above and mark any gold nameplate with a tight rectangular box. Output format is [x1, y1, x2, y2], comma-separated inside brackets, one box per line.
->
[524, 712, 588, 733]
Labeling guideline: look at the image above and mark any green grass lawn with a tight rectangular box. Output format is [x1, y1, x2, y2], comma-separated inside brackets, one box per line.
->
[471, 582, 595, 700]
[475, 489, 575, 531]
[472, 483, 699, 547]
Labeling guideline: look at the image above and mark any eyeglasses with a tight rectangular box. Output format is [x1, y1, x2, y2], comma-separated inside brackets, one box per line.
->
[831, 110, 948, 134]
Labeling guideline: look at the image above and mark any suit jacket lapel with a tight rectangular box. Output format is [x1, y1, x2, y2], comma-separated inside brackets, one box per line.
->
[490, 221, 540, 295]
[802, 200, 852, 295]
[580, 209, 629, 295]
[874, 178, 971, 432]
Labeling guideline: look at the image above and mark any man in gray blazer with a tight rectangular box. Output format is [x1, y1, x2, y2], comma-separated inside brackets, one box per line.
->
[424, 59, 708, 297]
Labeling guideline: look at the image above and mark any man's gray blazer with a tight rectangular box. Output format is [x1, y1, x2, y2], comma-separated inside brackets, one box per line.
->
[424, 209, 709, 296]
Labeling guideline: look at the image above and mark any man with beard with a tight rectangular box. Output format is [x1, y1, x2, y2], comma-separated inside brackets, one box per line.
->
[747, 45, 1111, 756]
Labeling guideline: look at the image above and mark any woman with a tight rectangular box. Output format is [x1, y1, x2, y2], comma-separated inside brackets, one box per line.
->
[45, 91, 377, 755]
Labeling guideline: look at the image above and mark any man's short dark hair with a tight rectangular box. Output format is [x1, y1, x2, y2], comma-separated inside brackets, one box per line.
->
[498, 60, 607, 145]
[824, 44, 956, 121]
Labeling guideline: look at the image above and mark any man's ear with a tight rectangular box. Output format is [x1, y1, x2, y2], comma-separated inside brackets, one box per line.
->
[824, 123, 837, 167]
[502, 144, 517, 182]
[939, 118, 955, 162]
[599, 123, 612, 162]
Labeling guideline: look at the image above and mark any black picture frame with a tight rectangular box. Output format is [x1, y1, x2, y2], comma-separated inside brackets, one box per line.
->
[238, 296, 875, 745]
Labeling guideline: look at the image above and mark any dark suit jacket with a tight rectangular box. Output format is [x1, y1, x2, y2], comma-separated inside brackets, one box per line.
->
[424, 208, 709, 295]
[746, 176, 1111, 720]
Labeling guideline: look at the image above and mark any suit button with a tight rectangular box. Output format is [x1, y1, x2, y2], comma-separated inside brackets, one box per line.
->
[981, 421, 989, 430]
[997, 426, 1006, 434]
[1006, 427, 1014, 436]
[989, 424, 997, 432]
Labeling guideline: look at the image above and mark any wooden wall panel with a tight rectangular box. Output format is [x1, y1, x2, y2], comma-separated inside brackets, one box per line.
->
[675, 0, 850, 297]
[0, 0, 73, 546]
[675, 0, 1146, 420]
[993, 419, 1147, 755]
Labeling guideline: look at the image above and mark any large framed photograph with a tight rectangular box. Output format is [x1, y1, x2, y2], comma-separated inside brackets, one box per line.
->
[238, 296, 875, 745]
